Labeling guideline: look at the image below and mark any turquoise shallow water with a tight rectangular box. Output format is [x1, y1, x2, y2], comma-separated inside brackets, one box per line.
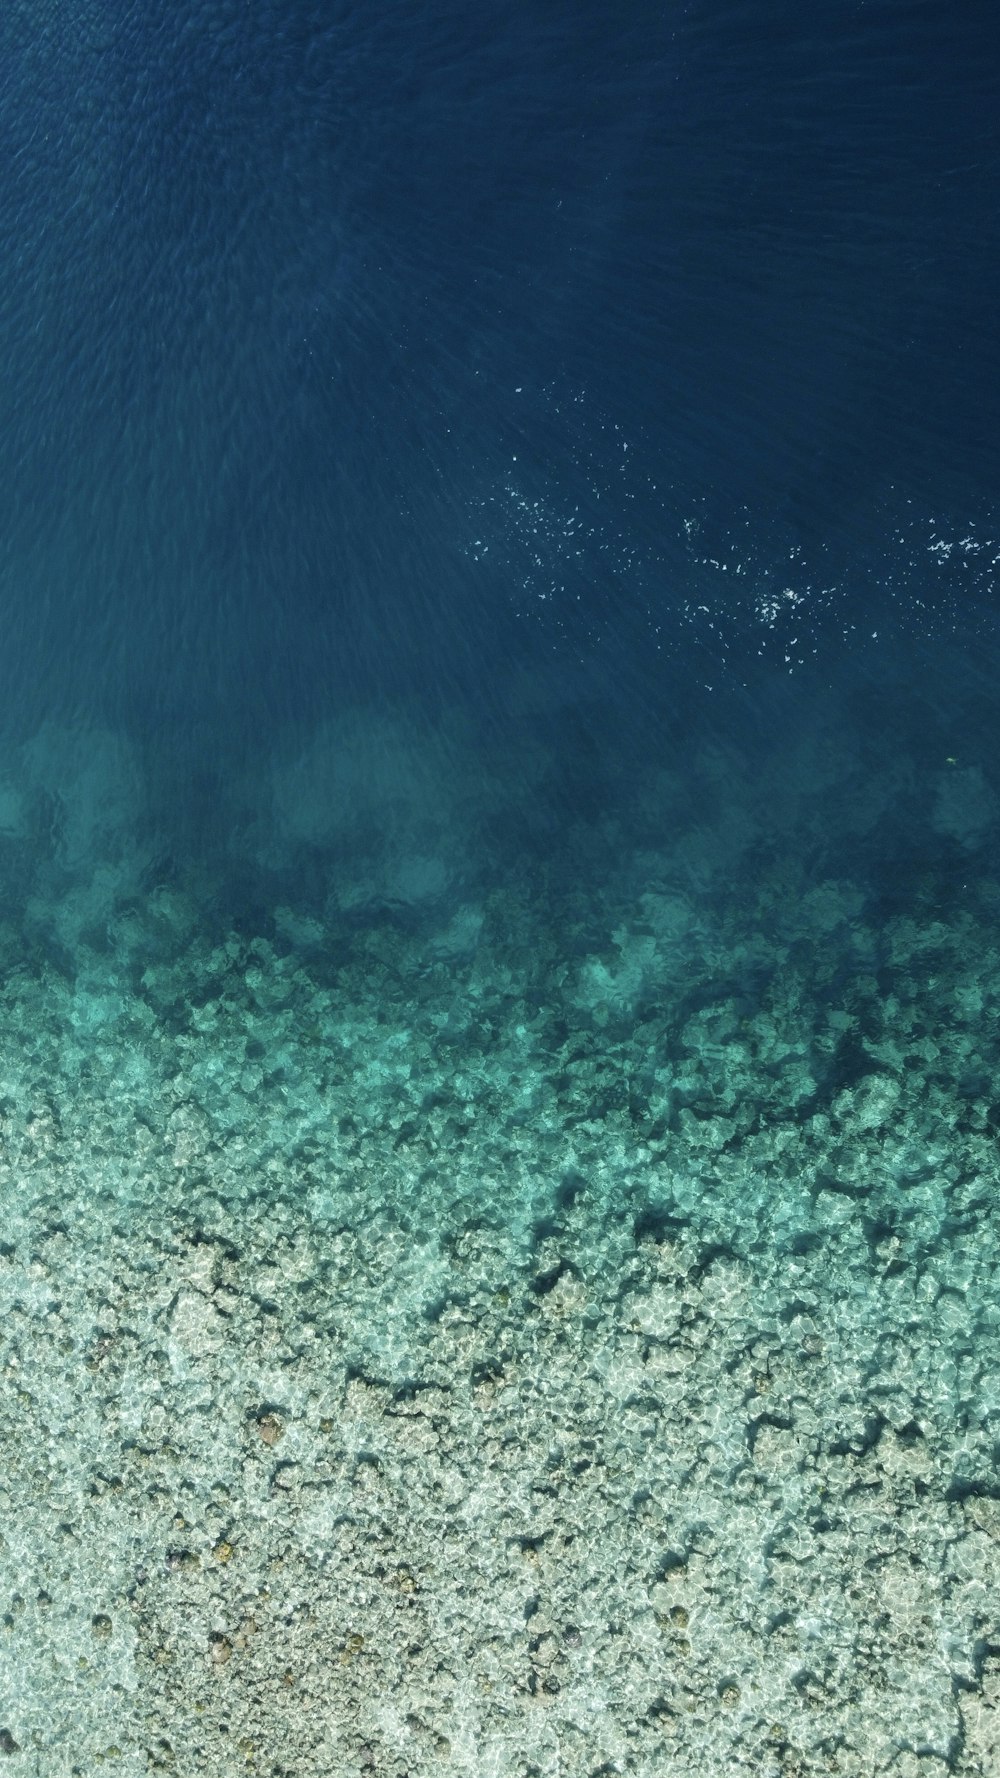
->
[1, 681, 999, 1772]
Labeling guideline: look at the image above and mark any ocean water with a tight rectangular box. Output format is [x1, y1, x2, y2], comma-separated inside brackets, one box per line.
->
[1, 2, 999, 1773]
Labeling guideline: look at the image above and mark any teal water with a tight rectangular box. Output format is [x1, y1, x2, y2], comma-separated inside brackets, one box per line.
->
[2, 669, 999, 1770]
[1, 0, 999, 1770]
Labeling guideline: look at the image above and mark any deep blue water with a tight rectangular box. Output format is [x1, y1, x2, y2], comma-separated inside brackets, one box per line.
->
[0, 0, 996, 926]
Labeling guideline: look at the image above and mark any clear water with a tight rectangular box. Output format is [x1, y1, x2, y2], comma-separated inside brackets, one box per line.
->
[0, 3, 998, 1773]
